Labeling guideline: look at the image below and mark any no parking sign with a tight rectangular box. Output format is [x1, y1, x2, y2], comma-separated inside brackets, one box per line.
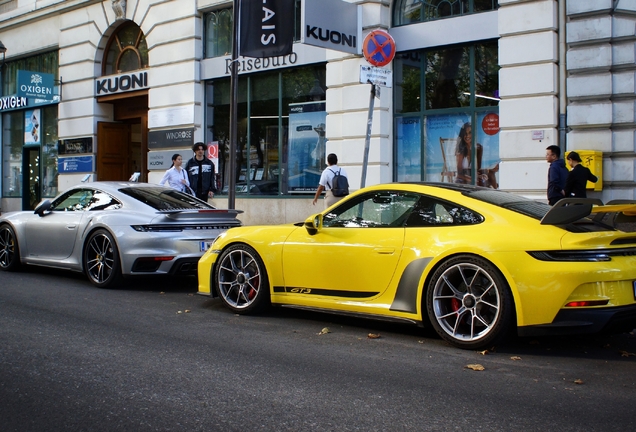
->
[362, 30, 396, 67]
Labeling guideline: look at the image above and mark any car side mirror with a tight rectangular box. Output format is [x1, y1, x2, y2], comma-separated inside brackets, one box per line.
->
[34, 199, 52, 217]
[304, 213, 322, 235]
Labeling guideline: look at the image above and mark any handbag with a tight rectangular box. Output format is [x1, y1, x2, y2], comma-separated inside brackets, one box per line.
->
[181, 170, 195, 195]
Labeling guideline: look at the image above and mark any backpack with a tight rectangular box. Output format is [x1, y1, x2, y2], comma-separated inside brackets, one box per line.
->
[328, 169, 349, 197]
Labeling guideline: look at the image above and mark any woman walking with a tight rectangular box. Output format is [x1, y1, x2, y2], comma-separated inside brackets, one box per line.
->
[159, 154, 191, 193]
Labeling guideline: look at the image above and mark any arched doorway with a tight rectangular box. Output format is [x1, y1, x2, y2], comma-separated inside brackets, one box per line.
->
[96, 21, 149, 182]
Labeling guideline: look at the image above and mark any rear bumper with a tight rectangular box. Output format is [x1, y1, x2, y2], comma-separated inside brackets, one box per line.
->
[518, 304, 636, 337]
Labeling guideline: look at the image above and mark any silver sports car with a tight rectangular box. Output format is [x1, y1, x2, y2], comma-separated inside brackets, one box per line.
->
[0, 182, 242, 288]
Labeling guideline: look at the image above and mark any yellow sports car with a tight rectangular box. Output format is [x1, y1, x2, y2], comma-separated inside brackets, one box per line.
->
[198, 183, 636, 349]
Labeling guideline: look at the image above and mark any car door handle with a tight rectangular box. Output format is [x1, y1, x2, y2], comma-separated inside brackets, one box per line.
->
[374, 247, 394, 254]
[66, 224, 76, 230]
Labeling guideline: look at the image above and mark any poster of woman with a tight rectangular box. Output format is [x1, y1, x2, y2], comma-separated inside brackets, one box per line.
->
[25, 109, 41, 145]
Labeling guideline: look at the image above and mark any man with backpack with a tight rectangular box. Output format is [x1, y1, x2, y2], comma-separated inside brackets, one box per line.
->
[313, 153, 349, 208]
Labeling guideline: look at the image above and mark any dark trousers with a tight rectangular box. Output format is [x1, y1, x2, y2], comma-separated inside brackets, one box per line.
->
[548, 196, 561, 206]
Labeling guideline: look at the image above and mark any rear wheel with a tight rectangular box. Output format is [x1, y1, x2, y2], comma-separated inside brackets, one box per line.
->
[83, 229, 122, 288]
[426, 255, 514, 350]
[214, 244, 269, 314]
[0, 224, 21, 271]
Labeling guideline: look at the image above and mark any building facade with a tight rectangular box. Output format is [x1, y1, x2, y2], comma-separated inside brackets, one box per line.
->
[0, 0, 635, 224]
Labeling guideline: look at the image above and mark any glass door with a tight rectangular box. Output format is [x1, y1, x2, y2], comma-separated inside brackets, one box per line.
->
[23, 146, 41, 210]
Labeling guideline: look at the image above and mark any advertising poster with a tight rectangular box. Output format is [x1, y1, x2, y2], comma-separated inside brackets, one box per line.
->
[396, 117, 422, 182]
[25, 109, 41, 145]
[424, 112, 500, 186]
[287, 101, 326, 192]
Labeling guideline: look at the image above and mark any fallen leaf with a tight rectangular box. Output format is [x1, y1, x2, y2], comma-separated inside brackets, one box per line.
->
[185, 309, 191, 313]
[620, 350, 636, 357]
[478, 350, 489, 355]
[574, 379, 584, 385]
[418, 340, 424, 344]
[160, 292, 165, 295]
[510, 356, 522, 361]
[177, 311, 183, 314]
[317, 327, 331, 335]
[368, 333, 381, 339]
[465, 364, 485, 371]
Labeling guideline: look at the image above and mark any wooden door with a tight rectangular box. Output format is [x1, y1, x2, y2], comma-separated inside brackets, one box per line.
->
[97, 122, 131, 181]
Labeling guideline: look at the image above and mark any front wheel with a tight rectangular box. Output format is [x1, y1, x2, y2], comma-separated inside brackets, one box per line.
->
[83, 229, 122, 288]
[214, 244, 270, 314]
[426, 255, 515, 350]
[0, 224, 21, 271]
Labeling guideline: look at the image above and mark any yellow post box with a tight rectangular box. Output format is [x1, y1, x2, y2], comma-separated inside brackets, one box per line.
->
[565, 150, 602, 191]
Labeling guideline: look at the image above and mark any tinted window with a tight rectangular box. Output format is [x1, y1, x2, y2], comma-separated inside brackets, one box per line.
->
[323, 192, 420, 228]
[406, 196, 483, 226]
[119, 187, 215, 210]
[51, 189, 122, 212]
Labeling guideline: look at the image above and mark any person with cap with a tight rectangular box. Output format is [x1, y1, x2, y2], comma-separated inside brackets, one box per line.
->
[185, 142, 217, 202]
[564, 151, 598, 198]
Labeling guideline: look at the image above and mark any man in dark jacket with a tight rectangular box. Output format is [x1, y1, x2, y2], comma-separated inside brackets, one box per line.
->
[545, 145, 569, 205]
[564, 151, 598, 198]
[185, 142, 217, 202]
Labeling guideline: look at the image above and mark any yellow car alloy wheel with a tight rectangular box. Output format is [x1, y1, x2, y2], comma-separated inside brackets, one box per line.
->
[214, 244, 270, 313]
[426, 254, 515, 349]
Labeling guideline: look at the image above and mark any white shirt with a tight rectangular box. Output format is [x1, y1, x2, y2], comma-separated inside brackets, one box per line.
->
[319, 165, 348, 190]
[159, 167, 190, 192]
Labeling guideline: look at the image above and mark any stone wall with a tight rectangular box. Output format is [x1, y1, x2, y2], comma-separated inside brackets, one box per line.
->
[566, 0, 636, 200]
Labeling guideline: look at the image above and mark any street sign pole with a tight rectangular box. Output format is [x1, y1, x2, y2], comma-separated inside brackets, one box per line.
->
[360, 29, 395, 189]
[227, 0, 241, 209]
[361, 82, 376, 189]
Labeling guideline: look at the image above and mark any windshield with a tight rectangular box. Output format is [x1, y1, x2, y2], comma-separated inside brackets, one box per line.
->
[119, 187, 215, 210]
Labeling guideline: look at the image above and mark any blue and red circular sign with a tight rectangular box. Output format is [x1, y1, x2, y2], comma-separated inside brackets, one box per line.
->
[363, 30, 396, 67]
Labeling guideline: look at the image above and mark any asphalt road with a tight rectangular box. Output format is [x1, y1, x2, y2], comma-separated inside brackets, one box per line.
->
[1, 267, 635, 432]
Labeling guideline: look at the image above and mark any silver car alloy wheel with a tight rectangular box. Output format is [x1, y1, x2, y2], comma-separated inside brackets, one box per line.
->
[432, 262, 501, 342]
[217, 248, 262, 309]
[0, 225, 17, 269]
[85, 232, 116, 284]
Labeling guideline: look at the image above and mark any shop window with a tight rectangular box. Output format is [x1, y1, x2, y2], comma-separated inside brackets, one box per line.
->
[206, 65, 326, 196]
[206, 8, 233, 58]
[204, 1, 302, 59]
[394, 41, 500, 189]
[103, 22, 149, 75]
[1, 106, 58, 200]
[1, 111, 23, 197]
[393, 0, 497, 26]
[1, 51, 58, 96]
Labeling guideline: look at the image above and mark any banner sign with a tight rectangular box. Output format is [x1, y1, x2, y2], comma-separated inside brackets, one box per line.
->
[301, 0, 360, 54]
[148, 128, 195, 149]
[58, 156, 94, 174]
[240, 0, 295, 58]
[17, 70, 56, 100]
[58, 137, 93, 155]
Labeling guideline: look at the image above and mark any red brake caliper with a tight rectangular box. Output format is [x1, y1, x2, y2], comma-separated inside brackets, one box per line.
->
[451, 297, 461, 312]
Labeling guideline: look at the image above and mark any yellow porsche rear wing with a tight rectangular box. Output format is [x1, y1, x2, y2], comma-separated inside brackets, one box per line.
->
[541, 199, 636, 225]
